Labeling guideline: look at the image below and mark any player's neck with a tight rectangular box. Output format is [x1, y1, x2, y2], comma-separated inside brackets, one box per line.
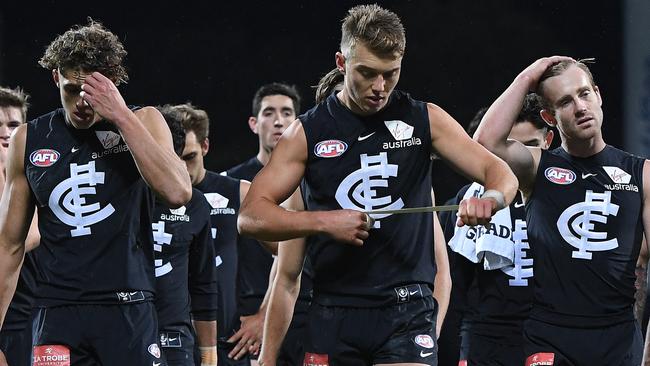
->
[256, 148, 272, 166]
[561, 134, 606, 158]
[194, 168, 207, 186]
[337, 89, 367, 116]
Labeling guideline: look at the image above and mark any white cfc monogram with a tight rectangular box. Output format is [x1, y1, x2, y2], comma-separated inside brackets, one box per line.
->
[502, 219, 534, 286]
[152, 221, 173, 277]
[335, 152, 404, 228]
[48, 161, 115, 237]
[557, 190, 619, 260]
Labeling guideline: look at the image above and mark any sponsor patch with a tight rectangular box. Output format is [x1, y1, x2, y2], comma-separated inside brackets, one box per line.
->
[30, 149, 60, 167]
[526, 352, 554, 366]
[395, 286, 410, 303]
[414, 334, 434, 349]
[385, 120, 414, 140]
[33, 345, 70, 366]
[95, 130, 121, 149]
[204, 192, 229, 208]
[148, 343, 161, 358]
[160, 331, 182, 348]
[116, 291, 146, 303]
[603, 166, 632, 184]
[169, 206, 187, 215]
[544, 167, 576, 185]
[314, 140, 347, 158]
[304, 353, 329, 366]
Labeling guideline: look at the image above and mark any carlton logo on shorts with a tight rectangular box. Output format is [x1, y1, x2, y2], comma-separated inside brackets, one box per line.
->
[148, 343, 161, 358]
[33, 345, 70, 366]
[544, 167, 576, 185]
[414, 334, 434, 349]
[30, 149, 60, 167]
[303, 352, 329, 366]
[526, 352, 555, 366]
[314, 139, 347, 158]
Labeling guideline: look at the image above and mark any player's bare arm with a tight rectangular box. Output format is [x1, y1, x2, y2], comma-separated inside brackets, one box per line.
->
[427, 103, 518, 226]
[258, 237, 306, 366]
[0, 125, 35, 328]
[239, 120, 371, 245]
[80, 72, 191, 207]
[640, 160, 650, 365]
[432, 189, 451, 338]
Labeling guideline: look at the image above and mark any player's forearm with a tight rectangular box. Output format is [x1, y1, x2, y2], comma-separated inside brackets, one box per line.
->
[433, 270, 451, 338]
[194, 320, 217, 347]
[259, 281, 299, 365]
[473, 77, 530, 154]
[115, 111, 191, 208]
[482, 158, 519, 209]
[239, 197, 324, 241]
[0, 241, 24, 328]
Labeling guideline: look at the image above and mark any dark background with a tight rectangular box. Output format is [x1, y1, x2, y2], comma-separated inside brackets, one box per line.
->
[0, 1, 622, 202]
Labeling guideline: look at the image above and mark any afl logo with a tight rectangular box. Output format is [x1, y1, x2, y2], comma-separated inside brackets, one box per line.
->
[30, 149, 60, 167]
[545, 167, 576, 185]
[314, 139, 347, 158]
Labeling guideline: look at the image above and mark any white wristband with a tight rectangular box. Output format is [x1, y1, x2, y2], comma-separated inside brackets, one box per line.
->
[481, 189, 506, 211]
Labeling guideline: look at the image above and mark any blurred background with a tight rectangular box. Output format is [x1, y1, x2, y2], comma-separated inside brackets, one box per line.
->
[1, 0, 648, 202]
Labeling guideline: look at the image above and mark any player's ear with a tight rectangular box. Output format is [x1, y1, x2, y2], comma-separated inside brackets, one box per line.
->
[201, 137, 209, 156]
[248, 117, 258, 134]
[52, 69, 60, 88]
[540, 110, 557, 127]
[335, 52, 346, 74]
[543, 129, 555, 149]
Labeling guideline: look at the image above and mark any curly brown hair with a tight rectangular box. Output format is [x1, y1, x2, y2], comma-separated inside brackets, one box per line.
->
[39, 19, 128, 85]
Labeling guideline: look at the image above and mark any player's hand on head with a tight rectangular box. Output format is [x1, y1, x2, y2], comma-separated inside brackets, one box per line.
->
[519, 56, 575, 90]
[79, 71, 129, 123]
[322, 209, 373, 246]
[456, 196, 495, 228]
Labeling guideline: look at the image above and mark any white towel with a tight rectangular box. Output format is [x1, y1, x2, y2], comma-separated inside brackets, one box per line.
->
[448, 182, 515, 270]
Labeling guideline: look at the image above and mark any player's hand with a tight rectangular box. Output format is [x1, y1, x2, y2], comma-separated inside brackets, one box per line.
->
[517, 56, 575, 90]
[80, 72, 130, 124]
[0, 350, 8, 366]
[321, 209, 373, 246]
[456, 196, 496, 227]
[227, 311, 264, 360]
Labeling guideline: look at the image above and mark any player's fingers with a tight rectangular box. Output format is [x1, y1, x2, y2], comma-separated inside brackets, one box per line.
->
[363, 213, 375, 230]
[456, 200, 467, 227]
[233, 342, 251, 360]
[357, 230, 369, 240]
[226, 330, 243, 344]
[228, 340, 245, 358]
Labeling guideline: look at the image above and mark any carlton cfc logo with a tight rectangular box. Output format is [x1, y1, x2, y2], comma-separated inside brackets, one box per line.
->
[544, 167, 576, 185]
[314, 140, 347, 158]
[30, 149, 60, 167]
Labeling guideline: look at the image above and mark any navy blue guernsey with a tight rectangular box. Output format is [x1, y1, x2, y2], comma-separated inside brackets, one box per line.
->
[1, 252, 37, 331]
[194, 171, 241, 338]
[25, 108, 156, 306]
[225, 158, 276, 315]
[227, 158, 314, 311]
[153, 188, 217, 329]
[301, 90, 435, 307]
[451, 185, 533, 340]
[528, 146, 644, 327]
